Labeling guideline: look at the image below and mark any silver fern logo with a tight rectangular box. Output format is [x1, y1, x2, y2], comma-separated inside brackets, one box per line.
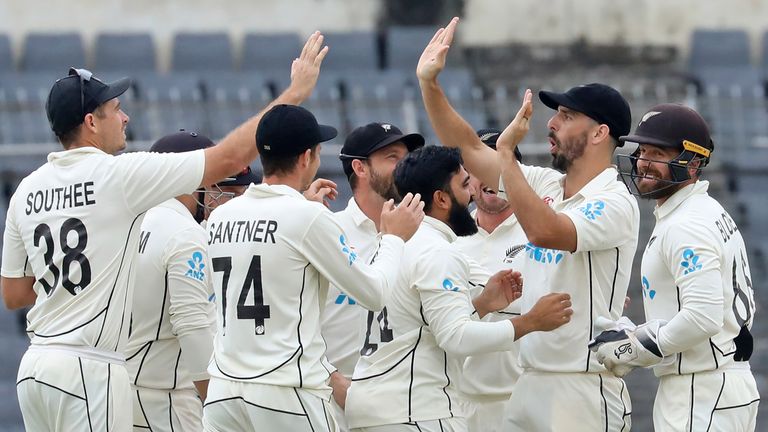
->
[504, 244, 527, 263]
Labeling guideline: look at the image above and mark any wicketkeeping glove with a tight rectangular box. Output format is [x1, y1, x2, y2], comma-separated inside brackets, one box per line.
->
[588, 319, 667, 377]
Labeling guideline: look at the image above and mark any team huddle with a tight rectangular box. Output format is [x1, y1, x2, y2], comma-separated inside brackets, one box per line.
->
[0, 17, 760, 432]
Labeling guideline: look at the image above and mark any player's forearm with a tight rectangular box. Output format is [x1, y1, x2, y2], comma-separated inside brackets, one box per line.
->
[499, 152, 576, 251]
[1, 276, 36, 310]
[436, 319, 516, 356]
[345, 235, 405, 311]
[419, 78, 500, 187]
[177, 327, 214, 381]
[658, 294, 723, 354]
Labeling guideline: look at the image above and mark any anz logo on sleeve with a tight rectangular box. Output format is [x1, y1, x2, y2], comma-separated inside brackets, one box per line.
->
[680, 248, 703, 275]
[339, 235, 358, 266]
[578, 200, 606, 221]
[185, 251, 206, 281]
[524, 242, 564, 265]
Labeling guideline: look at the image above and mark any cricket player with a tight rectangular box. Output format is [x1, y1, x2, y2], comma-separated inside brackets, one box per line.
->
[345, 145, 574, 432]
[1, 31, 330, 431]
[321, 122, 425, 431]
[202, 104, 425, 432]
[126, 131, 223, 432]
[417, 18, 639, 431]
[590, 103, 760, 431]
[452, 129, 526, 432]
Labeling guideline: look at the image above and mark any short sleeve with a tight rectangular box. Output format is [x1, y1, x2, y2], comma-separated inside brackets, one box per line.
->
[116, 150, 206, 215]
[563, 190, 639, 252]
[498, 164, 563, 201]
[1, 196, 29, 278]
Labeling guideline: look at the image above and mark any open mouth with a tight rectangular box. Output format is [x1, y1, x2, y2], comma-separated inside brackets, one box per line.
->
[481, 186, 496, 196]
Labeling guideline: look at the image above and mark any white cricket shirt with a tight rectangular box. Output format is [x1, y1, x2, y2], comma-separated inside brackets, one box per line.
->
[641, 181, 756, 376]
[501, 166, 640, 373]
[126, 199, 215, 390]
[205, 183, 404, 394]
[345, 217, 517, 428]
[1, 147, 205, 358]
[321, 198, 383, 378]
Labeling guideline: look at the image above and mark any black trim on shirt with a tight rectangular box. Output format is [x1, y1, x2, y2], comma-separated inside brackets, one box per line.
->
[155, 272, 169, 340]
[79, 357, 94, 432]
[214, 346, 301, 380]
[441, 351, 453, 418]
[351, 327, 423, 382]
[598, 374, 608, 432]
[586, 252, 594, 372]
[16, 376, 85, 400]
[133, 341, 154, 385]
[407, 327, 424, 422]
[106, 363, 111, 430]
[677, 286, 683, 375]
[297, 263, 310, 388]
[203, 396, 307, 416]
[172, 348, 182, 389]
[705, 373, 726, 431]
[609, 248, 619, 310]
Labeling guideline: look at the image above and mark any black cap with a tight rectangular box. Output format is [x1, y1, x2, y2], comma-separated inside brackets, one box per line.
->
[256, 104, 337, 157]
[476, 127, 522, 162]
[218, 165, 261, 187]
[539, 83, 631, 144]
[619, 103, 714, 158]
[340, 122, 425, 177]
[150, 130, 214, 153]
[46, 67, 131, 136]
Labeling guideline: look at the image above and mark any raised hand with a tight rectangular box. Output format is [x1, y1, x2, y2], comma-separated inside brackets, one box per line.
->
[497, 88, 534, 154]
[380, 192, 425, 242]
[289, 31, 330, 102]
[416, 17, 459, 83]
[304, 178, 338, 208]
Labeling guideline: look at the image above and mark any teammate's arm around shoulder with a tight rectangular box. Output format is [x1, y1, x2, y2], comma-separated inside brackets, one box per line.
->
[301, 193, 424, 311]
[201, 32, 330, 187]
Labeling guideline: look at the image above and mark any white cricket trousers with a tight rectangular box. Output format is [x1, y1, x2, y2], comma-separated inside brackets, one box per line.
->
[16, 346, 132, 432]
[132, 386, 202, 431]
[504, 371, 631, 432]
[202, 377, 338, 431]
[653, 363, 759, 431]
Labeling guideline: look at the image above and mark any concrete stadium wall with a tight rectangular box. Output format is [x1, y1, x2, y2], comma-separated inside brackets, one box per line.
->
[1, 0, 767, 66]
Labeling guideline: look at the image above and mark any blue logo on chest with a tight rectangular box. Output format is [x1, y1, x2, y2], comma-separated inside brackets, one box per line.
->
[524, 242, 564, 265]
[442, 278, 459, 292]
[185, 251, 206, 281]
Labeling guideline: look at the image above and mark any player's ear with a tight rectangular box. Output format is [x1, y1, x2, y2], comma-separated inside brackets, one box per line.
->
[351, 159, 367, 178]
[83, 112, 97, 133]
[299, 148, 312, 167]
[433, 189, 450, 211]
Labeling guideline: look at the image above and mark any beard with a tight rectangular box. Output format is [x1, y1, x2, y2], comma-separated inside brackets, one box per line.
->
[369, 167, 399, 201]
[448, 194, 478, 237]
[636, 168, 684, 200]
[474, 188, 510, 214]
[550, 131, 588, 172]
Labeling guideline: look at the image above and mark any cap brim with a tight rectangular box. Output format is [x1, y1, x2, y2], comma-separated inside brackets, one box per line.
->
[619, 134, 676, 149]
[539, 90, 586, 113]
[97, 77, 132, 105]
[318, 124, 338, 143]
[368, 133, 426, 154]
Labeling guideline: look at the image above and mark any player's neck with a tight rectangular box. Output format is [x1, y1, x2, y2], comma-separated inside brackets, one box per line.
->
[175, 194, 198, 216]
[476, 207, 514, 233]
[353, 187, 386, 231]
[562, 152, 612, 199]
[262, 174, 305, 194]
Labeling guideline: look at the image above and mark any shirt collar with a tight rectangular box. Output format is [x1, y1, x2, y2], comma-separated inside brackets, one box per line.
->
[346, 197, 375, 229]
[653, 180, 710, 220]
[246, 182, 306, 200]
[423, 215, 458, 243]
[159, 198, 196, 221]
[47, 146, 107, 163]
[561, 166, 620, 200]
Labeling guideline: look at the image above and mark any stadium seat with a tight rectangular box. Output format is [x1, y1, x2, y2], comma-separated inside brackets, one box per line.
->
[0, 34, 13, 73]
[317, 31, 379, 71]
[385, 26, 436, 70]
[201, 72, 273, 140]
[94, 33, 156, 73]
[21, 33, 86, 73]
[0, 73, 57, 144]
[342, 70, 415, 131]
[694, 66, 762, 91]
[131, 73, 208, 140]
[171, 32, 234, 72]
[242, 33, 303, 73]
[689, 29, 751, 70]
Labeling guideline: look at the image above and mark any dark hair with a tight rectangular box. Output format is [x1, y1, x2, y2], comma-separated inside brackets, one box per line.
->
[394, 146, 462, 212]
[56, 104, 108, 148]
[260, 144, 318, 177]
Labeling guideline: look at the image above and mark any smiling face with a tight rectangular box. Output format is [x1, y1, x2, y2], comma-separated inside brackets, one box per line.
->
[366, 142, 409, 200]
[469, 172, 509, 215]
[634, 143, 688, 200]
